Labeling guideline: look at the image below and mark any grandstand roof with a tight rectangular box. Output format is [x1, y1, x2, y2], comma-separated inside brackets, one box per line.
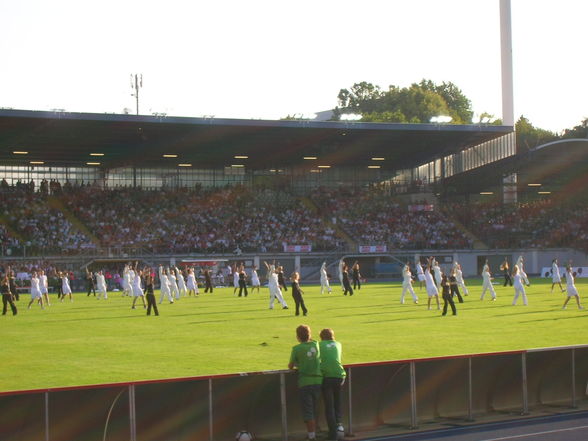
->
[443, 138, 588, 195]
[0, 109, 512, 171]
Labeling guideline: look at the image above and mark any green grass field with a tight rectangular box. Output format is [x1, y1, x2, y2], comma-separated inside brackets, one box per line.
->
[2, 277, 586, 393]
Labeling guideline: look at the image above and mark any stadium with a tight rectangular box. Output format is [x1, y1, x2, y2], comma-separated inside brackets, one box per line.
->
[2, 4, 588, 441]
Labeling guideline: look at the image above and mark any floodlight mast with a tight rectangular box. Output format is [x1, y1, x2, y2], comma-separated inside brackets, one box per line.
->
[130, 74, 143, 115]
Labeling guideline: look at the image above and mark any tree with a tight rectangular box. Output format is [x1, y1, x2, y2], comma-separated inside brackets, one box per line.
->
[561, 118, 588, 139]
[334, 79, 473, 124]
[515, 116, 558, 151]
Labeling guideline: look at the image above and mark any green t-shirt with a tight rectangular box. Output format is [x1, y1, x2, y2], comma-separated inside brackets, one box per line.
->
[289, 340, 323, 387]
[319, 340, 346, 379]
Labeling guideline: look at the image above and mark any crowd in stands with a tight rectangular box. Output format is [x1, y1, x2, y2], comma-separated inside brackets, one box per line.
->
[311, 187, 473, 249]
[64, 185, 345, 253]
[1, 178, 587, 255]
[0, 190, 95, 253]
[452, 199, 588, 251]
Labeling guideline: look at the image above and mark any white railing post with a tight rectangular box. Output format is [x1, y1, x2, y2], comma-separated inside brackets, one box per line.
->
[410, 362, 417, 429]
[280, 373, 288, 441]
[209, 378, 214, 441]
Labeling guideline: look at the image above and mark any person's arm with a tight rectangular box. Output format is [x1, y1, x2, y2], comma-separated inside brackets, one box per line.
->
[288, 348, 297, 370]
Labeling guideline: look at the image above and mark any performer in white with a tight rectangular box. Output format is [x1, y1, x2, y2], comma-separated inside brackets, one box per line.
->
[175, 266, 187, 297]
[562, 267, 583, 310]
[250, 265, 261, 294]
[338, 259, 345, 291]
[39, 270, 50, 306]
[516, 256, 530, 287]
[168, 268, 180, 300]
[122, 265, 132, 297]
[453, 262, 469, 296]
[264, 261, 288, 310]
[158, 265, 173, 304]
[550, 258, 565, 293]
[131, 265, 146, 309]
[512, 265, 527, 306]
[27, 271, 44, 309]
[320, 262, 332, 294]
[61, 271, 73, 302]
[400, 263, 418, 304]
[480, 263, 497, 301]
[424, 258, 440, 310]
[415, 259, 426, 290]
[432, 258, 443, 291]
[186, 268, 198, 296]
[233, 264, 240, 296]
[96, 270, 108, 299]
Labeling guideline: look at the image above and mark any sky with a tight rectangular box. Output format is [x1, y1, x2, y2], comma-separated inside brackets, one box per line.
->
[0, 0, 586, 133]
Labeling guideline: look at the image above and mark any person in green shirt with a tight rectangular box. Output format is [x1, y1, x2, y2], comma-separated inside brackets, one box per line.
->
[288, 324, 323, 441]
[320, 328, 346, 441]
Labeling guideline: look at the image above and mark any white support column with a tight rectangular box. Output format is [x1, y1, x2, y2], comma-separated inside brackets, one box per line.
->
[500, 0, 515, 127]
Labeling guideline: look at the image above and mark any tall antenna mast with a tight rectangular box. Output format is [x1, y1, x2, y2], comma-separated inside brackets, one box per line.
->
[130, 74, 143, 115]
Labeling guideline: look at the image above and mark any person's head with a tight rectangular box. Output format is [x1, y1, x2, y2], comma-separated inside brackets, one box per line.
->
[296, 325, 311, 342]
[320, 328, 334, 341]
[290, 271, 299, 282]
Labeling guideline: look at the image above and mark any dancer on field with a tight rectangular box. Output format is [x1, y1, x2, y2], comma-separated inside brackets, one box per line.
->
[352, 261, 361, 290]
[96, 270, 108, 299]
[290, 271, 308, 316]
[238, 265, 248, 297]
[264, 261, 288, 310]
[144, 272, 159, 316]
[168, 268, 181, 300]
[480, 261, 497, 301]
[512, 265, 528, 306]
[500, 258, 513, 287]
[453, 262, 468, 296]
[86, 268, 96, 297]
[131, 263, 146, 310]
[39, 270, 50, 306]
[415, 258, 426, 290]
[61, 271, 73, 302]
[338, 259, 345, 291]
[432, 258, 442, 291]
[562, 267, 583, 310]
[448, 268, 464, 303]
[175, 266, 187, 297]
[250, 265, 261, 294]
[424, 257, 440, 310]
[516, 255, 530, 287]
[203, 268, 214, 293]
[551, 258, 565, 293]
[233, 263, 240, 295]
[320, 262, 332, 294]
[122, 265, 133, 297]
[342, 264, 354, 296]
[27, 271, 44, 310]
[400, 262, 418, 304]
[277, 265, 288, 292]
[1, 272, 17, 316]
[186, 268, 198, 296]
[158, 265, 173, 304]
[441, 273, 457, 316]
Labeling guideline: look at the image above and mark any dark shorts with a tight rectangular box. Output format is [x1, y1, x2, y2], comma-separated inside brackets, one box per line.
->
[299, 384, 321, 422]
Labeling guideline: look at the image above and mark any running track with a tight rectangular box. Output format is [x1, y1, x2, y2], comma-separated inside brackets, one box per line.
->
[359, 411, 588, 441]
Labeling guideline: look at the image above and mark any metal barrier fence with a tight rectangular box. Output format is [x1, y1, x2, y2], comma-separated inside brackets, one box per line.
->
[1, 345, 587, 441]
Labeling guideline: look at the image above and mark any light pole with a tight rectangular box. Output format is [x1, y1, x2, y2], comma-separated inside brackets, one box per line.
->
[130, 74, 143, 115]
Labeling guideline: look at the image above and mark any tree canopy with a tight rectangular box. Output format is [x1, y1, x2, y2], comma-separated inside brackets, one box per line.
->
[334, 79, 473, 124]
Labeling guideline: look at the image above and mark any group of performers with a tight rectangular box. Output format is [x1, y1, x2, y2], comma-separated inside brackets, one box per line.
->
[3, 254, 584, 318]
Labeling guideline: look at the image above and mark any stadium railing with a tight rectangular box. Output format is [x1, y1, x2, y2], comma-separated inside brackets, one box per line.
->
[1, 344, 587, 441]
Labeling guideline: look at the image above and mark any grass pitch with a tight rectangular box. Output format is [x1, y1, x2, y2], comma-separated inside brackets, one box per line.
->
[2, 277, 586, 393]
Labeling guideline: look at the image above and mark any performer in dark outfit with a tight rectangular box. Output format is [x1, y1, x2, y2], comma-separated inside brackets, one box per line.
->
[342, 265, 354, 296]
[203, 268, 213, 293]
[441, 273, 457, 316]
[277, 265, 288, 291]
[238, 266, 248, 297]
[290, 272, 307, 316]
[144, 272, 159, 316]
[352, 262, 361, 290]
[500, 258, 513, 287]
[449, 268, 464, 303]
[86, 268, 96, 296]
[8, 268, 18, 301]
[2, 273, 17, 315]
